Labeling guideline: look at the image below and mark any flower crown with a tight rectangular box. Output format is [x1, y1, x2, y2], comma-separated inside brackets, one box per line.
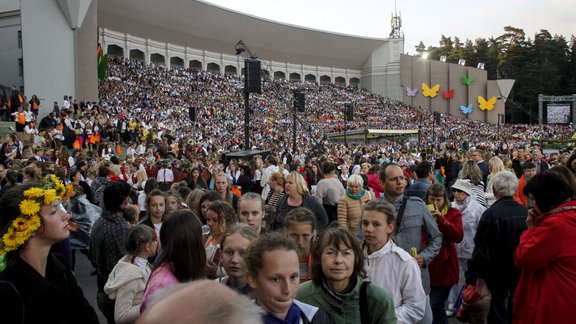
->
[0, 174, 74, 255]
[156, 159, 169, 168]
[179, 159, 193, 173]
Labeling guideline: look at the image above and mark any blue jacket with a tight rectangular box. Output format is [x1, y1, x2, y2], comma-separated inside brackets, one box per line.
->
[405, 180, 431, 200]
[386, 195, 442, 294]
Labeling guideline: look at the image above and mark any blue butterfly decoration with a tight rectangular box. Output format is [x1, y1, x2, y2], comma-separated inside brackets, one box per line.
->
[406, 87, 418, 97]
[460, 104, 473, 115]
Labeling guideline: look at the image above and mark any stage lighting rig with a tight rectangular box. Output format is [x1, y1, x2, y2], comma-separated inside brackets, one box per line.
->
[235, 40, 257, 59]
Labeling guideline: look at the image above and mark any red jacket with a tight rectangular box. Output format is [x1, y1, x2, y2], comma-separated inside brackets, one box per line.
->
[107, 171, 121, 181]
[513, 175, 528, 206]
[513, 200, 576, 324]
[429, 207, 464, 286]
[366, 173, 384, 199]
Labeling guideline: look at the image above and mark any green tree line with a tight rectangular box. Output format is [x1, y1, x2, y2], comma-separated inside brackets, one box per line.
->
[415, 26, 576, 124]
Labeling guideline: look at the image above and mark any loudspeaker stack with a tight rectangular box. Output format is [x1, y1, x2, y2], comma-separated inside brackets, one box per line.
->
[294, 92, 305, 112]
[189, 107, 196, 122]
[244, 59, 261, 94]
[345, 104, 353, 121]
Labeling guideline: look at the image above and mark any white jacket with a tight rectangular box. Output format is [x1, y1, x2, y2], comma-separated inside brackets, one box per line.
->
[452, 197, 486, 259]
[104, 256, 151, 324]
[364, 240, 426, 324]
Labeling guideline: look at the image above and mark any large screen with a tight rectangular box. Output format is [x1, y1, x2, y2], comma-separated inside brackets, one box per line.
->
[547, 104, 571, 124]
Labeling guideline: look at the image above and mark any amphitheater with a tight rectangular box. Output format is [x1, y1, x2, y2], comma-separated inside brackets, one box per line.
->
[97, 0, 403, 99]
[1, 0, 504, 124]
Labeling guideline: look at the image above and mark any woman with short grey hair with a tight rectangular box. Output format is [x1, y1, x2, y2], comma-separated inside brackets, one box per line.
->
[337, 174, 373, 232]
[491, 170, 519, 198]
[466, 170, 526, 323]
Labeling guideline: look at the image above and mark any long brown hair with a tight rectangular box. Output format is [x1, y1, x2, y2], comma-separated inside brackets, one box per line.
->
[206, 201, 238, 234]
[154, 210, 206, 282]
[460, 160, 483, 185]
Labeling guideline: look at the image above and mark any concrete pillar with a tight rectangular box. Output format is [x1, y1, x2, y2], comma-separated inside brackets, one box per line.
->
[538, 94, 543, 125]
[165, 44, 170, 69]
[573, 95, 576, 124]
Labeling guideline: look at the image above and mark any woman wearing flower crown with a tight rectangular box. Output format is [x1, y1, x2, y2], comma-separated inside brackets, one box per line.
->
[0, 175, 99, 323]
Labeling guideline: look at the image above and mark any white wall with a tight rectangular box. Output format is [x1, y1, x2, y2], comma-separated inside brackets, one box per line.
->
[0, 0, 19, 12]
[75, 0, 98, 103]
[361, 38, 404, 100]
[21, 0, 75, 120]
[0, 11, 22, 89]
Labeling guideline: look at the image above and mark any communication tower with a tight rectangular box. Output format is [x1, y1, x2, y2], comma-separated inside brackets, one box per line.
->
[389, 1, 403, 39]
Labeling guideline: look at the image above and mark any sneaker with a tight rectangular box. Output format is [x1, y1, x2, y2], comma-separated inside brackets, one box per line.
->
[446, 308, 456, 317]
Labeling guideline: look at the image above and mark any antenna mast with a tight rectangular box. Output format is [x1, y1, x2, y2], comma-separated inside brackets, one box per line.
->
[389, 0, 403, 39]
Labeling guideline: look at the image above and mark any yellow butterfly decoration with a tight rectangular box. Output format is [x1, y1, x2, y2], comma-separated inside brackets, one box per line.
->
[422, 83, 440, 98]
[478, 96, 497, 111]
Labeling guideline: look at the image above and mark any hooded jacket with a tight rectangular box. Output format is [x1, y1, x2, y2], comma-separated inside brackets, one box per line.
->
[104, 255, 151, 324]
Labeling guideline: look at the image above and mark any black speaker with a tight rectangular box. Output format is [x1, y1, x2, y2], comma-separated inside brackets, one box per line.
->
[294, 92, 305, 112]
[244, 59, 261, 94]
[345, 104, 353, 121]
[189, 107, 196, 122]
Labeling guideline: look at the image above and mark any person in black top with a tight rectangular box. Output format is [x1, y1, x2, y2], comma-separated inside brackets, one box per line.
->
[466, 171, 528, 323]
[89, 180, 132, 323]
[0, 178, 99, 323]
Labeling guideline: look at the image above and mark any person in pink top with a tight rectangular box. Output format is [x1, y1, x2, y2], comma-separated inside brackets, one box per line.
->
[140, 210, 206, 312]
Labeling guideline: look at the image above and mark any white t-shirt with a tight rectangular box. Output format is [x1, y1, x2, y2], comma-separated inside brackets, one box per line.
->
[157, 168, 174, 182]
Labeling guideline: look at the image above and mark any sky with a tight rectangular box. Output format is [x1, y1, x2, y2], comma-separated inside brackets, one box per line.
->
[203, 0, 576, 54]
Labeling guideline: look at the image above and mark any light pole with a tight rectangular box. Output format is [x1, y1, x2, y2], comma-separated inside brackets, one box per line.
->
[293, 91, 297, 153]
[234, 40, 259, 151]
[498, 113, 504, 141]
[418, 106, 423, 150]
[344, 104, 348, 147]
[292, 90, 305, 153]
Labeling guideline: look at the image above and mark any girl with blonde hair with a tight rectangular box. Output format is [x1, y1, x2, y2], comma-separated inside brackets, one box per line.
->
[485, 156, 506, 206]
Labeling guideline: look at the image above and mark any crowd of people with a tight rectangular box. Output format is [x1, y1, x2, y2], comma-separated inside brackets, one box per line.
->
[0, 57, 575, 323]
[2, 57, 575, 164]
